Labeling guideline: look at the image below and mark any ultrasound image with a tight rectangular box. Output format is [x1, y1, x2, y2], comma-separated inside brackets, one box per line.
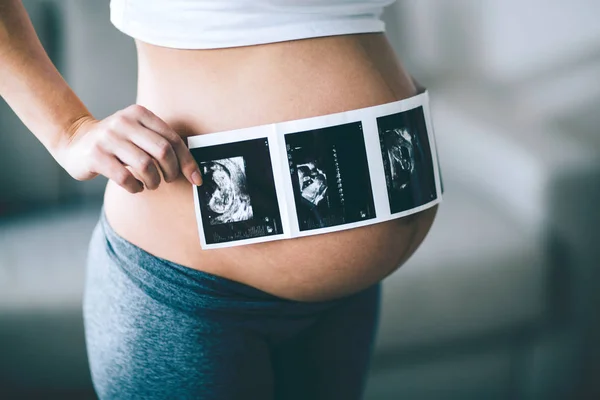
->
[296, 162, 328, 206]
[200, 157, 253, 226]
[190, 138, 283, 245]
[382, 128, 415, 191]
[377, 106, 437, 213]
[285, 121, 376, 231]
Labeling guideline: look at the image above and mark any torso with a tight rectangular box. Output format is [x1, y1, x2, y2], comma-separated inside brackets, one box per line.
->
[104, 33, 438, 302]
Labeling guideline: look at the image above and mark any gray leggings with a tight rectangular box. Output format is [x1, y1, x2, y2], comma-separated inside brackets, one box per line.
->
[83, 212, 381, 400]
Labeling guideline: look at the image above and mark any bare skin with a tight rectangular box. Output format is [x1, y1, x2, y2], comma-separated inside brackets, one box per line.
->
[1, 0, 438, 302]
[105, 35, 439, 301]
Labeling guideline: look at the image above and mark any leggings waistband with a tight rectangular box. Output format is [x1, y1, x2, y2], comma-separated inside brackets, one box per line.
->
[97, 210, 348, 316]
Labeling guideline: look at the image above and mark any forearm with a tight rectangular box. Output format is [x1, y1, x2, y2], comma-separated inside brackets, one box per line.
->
[0, 0, 92, 155]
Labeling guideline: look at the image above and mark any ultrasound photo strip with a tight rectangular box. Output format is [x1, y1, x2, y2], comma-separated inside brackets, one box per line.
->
[188, 90, 443, 249]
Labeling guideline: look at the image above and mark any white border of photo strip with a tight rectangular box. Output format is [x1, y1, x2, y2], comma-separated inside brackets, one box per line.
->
[188, 90, 443, 249]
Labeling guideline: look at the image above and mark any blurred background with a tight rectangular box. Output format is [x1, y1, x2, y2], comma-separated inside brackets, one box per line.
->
[1, 0, 599, 399]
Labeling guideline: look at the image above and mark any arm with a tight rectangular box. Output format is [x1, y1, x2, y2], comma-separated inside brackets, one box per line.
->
[0, 0, 202, 192]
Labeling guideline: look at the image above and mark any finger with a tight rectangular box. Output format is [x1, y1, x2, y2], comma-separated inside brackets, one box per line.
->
[130, 105, 202, 186]
[93, 151, 143, 194]
[171, 138, 203, 186]
[129, 127, 180, 183]
[111, 140, 162, 190]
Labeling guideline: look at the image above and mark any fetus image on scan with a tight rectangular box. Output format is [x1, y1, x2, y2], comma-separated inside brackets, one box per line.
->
[297, 162, 328, 206]
[200, 157, 254, 225]
[382, 128, 415, 191]
[377, 106, 437, 213]
[285, 120, 376, 231]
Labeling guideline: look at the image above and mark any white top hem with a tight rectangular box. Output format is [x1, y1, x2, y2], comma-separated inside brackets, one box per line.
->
[111, 8, 387, 49]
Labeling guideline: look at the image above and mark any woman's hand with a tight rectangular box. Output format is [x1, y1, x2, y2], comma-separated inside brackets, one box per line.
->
[54, 104, 203, 194]
[0, 1, 204, 193]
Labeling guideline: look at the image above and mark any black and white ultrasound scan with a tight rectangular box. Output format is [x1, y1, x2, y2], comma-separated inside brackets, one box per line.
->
[190, 138, 283, 245]
[285, 121, 376, 231]
[188, 91, 442, 248]
[377, 106, 438, 213]
[201, 157, 253, 226]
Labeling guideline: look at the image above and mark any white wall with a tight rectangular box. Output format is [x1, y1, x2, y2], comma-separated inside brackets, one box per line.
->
[390, 0, 600, 83]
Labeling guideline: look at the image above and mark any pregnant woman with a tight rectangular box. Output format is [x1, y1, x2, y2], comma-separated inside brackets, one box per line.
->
[0, 0, 439, 398]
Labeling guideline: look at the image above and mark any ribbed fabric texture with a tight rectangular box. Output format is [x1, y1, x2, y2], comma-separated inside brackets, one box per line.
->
[83, 210, 382, 399]
[110, 0, 395, 49]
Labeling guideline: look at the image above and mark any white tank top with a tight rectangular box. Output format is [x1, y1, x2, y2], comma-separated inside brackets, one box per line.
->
[110, 0, 395, 49]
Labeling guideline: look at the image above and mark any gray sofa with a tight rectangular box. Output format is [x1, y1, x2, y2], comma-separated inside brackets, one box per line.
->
[365, 87, 600, 399]
[2, 87, 599, 399]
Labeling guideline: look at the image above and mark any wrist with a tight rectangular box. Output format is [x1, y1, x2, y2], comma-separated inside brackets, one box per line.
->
[49, 113, 96, 153]
[48, 113, 96, 167]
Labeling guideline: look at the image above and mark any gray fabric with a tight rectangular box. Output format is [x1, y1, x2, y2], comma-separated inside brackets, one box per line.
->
[83, 211, 381, 400]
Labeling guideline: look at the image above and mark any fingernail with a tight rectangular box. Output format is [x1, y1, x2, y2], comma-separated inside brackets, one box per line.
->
[191, 170, 203, 186]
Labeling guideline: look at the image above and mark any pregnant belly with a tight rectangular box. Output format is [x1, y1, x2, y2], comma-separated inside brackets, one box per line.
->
[103, 33, 439, 302]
